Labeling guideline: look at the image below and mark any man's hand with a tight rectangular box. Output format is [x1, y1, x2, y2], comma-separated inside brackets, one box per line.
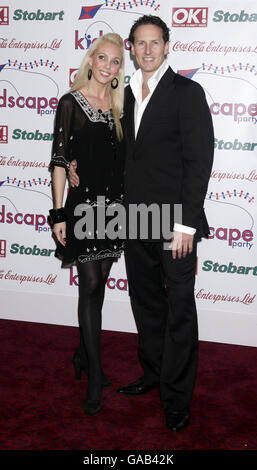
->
[69, 159, 79, 187]
[170, 231, 194, 259]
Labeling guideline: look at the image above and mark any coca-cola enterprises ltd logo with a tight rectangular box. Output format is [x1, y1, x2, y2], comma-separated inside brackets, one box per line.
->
[0, 268, 57, 285]
[195, 288, 255, 306]
[172, 7, 208, 27]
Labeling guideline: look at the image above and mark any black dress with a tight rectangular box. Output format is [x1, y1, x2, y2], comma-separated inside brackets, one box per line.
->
[50, 91, 125, 266]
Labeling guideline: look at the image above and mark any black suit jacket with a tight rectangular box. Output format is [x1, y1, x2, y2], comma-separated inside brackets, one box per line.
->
[123, 66, 214, 240]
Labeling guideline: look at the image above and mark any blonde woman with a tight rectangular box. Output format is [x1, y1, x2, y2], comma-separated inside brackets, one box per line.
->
[49, 34, 125, 415]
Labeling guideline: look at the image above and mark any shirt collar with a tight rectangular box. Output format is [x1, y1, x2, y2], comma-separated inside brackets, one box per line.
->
[130, 60, 169, 105]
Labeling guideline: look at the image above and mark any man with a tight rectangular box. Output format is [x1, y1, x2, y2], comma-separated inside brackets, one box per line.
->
[70, 15, 214, 432]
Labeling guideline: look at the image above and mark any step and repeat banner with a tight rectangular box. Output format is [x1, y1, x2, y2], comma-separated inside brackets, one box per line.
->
[0, 1, 256, 346]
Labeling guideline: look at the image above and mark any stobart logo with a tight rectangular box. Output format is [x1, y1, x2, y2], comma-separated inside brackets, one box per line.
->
[202, 260, 257, 276]
[213, 10, 257, 23]
[13, 9, 64, 21]
[214, 138, 257, 151]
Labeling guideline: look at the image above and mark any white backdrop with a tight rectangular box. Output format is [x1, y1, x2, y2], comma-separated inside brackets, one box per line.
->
[0, 0, 256, 346]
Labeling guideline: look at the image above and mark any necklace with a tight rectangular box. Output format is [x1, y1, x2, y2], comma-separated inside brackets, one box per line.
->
[85, 88, 110, 111]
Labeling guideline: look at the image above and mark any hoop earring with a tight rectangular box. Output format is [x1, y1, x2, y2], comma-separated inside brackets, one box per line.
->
[88, 68, 92, 80]
[111, 77, 118, 89]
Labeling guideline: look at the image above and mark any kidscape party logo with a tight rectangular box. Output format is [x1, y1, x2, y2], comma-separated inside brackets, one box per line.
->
[78, 1, 160, 19]
[178, 63, 257, 125]
[204, 189, 255, 251]
[0, 58, 60, 116]
[75, 1, 161, 50]
[0, 176, 52, 233]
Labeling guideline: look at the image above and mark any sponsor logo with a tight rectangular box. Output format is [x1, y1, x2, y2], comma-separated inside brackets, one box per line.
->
[0, 59, 60, 116]
[205, 190, 255, 249]
[0, 269, 57, 285]
[0, 124, 8, 143]
[69, 266, 128, 291]
[0, 38, 62, 52]
[75, 28, 130, 51]
[10, 242, 55, 257]
[202, 260, 257, 275]
[195, 288, 256, 305]
[0, 204, 51, 232]
[210, 169, 257, 183]
[210, 102, 257, 124]
[13, 9, 65, 21]
[172, 7, 208, 27]
[0, 157, 49, 170]
[213, 10, 257, 23]
[214, 138, 257, 151]
[173, 42, 257, 55]
[69, 68, 78, 87]
[12, 129, 53, 141]
[0, 239, 6, 257]
[78, 1, 160, 20]
[0, 6, 9, 25]
[208, 226, 254, 250]
[179, 63, 257, 125]
[0, 89, 58, 116]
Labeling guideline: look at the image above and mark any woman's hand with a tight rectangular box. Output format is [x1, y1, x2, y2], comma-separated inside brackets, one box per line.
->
[53, 221, 66, 246]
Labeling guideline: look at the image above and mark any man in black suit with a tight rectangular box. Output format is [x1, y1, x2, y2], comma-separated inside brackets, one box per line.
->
[69, 15, 214, 432]
[117, 15, 214, 432]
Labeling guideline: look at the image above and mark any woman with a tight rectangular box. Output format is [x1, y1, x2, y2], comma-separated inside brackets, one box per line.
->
[49, 33, 125, 416]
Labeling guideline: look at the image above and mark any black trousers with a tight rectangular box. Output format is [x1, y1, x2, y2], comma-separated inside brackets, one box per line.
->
[125, 239, 198, 413]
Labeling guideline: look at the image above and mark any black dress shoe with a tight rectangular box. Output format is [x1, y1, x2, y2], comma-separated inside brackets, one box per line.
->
[166, 411, 190, 432]
[117, 377, 158, 395]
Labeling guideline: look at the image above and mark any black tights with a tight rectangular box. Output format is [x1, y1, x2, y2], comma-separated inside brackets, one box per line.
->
[76, 258, 113, 398]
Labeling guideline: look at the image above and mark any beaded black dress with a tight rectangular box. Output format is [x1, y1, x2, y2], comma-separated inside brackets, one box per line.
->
[50, 91, 125, 265]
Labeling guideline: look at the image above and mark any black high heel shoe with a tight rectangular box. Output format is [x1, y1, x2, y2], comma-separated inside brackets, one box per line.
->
[72, 349, 111, 387]
[83, 378, 102, 416]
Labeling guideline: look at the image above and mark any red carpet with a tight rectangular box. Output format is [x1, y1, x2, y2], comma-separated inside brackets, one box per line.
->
[0, 319, 256, 452]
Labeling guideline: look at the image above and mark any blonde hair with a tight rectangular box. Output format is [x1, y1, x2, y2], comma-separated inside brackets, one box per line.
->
[70, 33, 124, 140]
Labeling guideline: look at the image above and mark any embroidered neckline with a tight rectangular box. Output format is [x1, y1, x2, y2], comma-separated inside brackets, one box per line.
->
[71, 90, 113, 123]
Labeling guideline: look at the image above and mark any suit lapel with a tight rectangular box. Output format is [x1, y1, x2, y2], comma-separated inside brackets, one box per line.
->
[124, 86, 135, 144]
[135, 67, 176, 147]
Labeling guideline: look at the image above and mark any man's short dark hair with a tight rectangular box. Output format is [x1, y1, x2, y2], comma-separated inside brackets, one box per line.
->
[128, 15, 170, 45]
